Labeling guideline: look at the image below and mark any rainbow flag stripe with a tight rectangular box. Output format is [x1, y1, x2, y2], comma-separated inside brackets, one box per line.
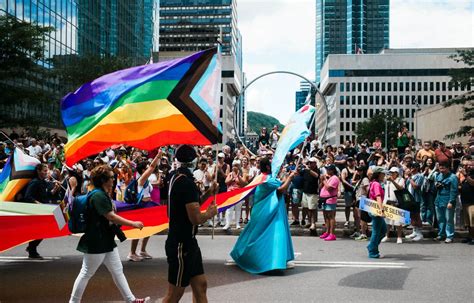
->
[61, 48, 222, 166]
[0, 148, 41, 201]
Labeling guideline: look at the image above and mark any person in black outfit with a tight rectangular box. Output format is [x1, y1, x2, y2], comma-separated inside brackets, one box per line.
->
[23, 163, 60, 259]
[163, 145, 217, 303]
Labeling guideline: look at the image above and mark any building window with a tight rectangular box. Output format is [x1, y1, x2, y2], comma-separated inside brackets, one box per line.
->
[394, 95, 398, 105]
[388, 95, 392, 105]
[430, 95, 434, 104]
[346, 96, 350, 104]
[405, 82, 410, 91]
[358, 109, 361, 117]
[424, 82, 428, 91]
[375, 96, 380, 104]
[418, 82, 422, 91]
[430, 82, 434, 91]
[394, 82, 398, 91]
[358, 96, 362, 104]
[411, 82, 416, 91]
[352, 122, 356, 132]
[346, 83, 350, 92]
[381, 83, 385, 91]
[436, 82, 440, 91]
[406, 95, 411, 104]
[436, 95, 440, 103]
[340, 83, 344, 92]
[370, 83, 374, 92]
[370, 109, 374, 116]
[400, 83, 404, 91]
[346, 109, 350, 117]
[375, 83, 380, 91]
[370, 96, 374, 105]
[340, 122, 344, 131]
[346, 122, 350, 131]
[340, 136, 344, 145]
[363, 109, 367, 118]
[442, 82, 446, 91]
[340, 96, 344, 104]
[388, 82, 391, 91]
[364, 83, 368, 91]
[405, 109, 410, 118]
[423, 95, 428, 104]
[381, 96, 385, 105]
[340, 109, 344, 118]
[393, 109, 397, 116]
[352, 96, 356, 105]
[442, 95, 446, 102]
[352, 109, 356, 117]
[358, 83, 362, 91]
[352, 83, 356, 91]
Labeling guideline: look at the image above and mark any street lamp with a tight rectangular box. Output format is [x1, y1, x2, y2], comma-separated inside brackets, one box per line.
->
[412, 97, 420, 148]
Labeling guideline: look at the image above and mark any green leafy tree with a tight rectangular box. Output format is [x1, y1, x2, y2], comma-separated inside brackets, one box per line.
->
[0, 15, 55, 127]
[445, 50, 474, 138]
[53, 55, 135, 93]
[247, 111, 284, 134]
[355, 111, 407, 149]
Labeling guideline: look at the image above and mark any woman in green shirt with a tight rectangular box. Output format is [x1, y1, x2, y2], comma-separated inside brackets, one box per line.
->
[69, 165, 150, 303]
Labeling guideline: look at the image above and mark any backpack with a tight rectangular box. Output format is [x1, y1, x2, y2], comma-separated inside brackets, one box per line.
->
[124, 178, 149, 204]
[67, 189, 99, 234]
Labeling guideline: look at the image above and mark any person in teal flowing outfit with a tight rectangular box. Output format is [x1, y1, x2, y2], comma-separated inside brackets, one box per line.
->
[230, 157, 296, 274]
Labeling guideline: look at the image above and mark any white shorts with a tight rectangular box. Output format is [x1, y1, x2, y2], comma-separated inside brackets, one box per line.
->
[302, 193, 318, 210]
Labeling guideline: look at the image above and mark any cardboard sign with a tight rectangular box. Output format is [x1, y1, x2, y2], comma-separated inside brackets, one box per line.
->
[359, 196, 411, 225]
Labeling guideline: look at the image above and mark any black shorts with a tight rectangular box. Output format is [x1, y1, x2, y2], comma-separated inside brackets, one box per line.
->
[166, 242, 204, 287]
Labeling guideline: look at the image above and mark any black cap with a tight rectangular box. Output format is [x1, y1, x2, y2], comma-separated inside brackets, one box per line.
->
[175, 145, 197, 163]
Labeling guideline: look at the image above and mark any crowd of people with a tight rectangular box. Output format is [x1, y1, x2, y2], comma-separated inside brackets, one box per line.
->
[1, 126, 473, 250]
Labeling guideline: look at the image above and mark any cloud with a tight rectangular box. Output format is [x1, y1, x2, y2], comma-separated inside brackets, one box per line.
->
[391, 0, 474, 48]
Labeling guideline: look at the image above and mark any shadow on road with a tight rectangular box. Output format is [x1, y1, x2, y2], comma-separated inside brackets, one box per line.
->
[382, 253, 439, 261]
[338, 268, 412, 290]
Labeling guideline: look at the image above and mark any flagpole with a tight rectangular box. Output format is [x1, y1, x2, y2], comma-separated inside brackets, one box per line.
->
[294, 92, 316, 168]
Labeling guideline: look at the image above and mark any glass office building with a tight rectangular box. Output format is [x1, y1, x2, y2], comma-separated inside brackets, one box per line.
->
[159, 0, 242, 69]
[315, 0, 389, 83]
[0, 0, 158, 127]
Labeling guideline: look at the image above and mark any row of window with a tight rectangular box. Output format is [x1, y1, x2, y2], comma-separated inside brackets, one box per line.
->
[340, 81, 469, 93]
[339, 94, 458, 106]
[340, 108, 416, 121]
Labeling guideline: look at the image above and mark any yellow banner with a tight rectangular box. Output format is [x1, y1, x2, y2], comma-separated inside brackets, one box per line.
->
[360, 196, 411, 225]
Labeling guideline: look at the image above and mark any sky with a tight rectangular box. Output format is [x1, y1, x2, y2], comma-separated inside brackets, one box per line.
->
[237, 0, 474, 125]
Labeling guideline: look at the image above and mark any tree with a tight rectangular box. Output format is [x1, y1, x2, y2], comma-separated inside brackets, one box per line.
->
[444, 50, 474, 138]
[355, 111, 407, 149]
[53, 55, 135, 94]
[247, 111, 284, 134]
[0, 15, 55, 127]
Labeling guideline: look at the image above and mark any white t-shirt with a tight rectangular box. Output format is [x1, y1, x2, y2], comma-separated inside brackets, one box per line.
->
[384, 177, 404, 203]
[27, 145, 42, 157]
[193, 169, 209, 187]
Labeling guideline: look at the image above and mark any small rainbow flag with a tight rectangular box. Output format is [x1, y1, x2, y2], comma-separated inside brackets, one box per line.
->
[61, 48, 222, 166]
[0, 148, 41, 201]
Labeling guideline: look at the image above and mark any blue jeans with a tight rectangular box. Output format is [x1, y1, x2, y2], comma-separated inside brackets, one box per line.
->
[367, 216, 387, 258]
[421, 192, 435, 224]
[435, 205, 455, 239]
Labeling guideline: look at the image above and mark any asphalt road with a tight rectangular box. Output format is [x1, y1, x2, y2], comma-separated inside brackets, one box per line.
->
[0, 234, 472, 302]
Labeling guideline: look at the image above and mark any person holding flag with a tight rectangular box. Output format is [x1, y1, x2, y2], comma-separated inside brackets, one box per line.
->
[163, 145, 218, 303]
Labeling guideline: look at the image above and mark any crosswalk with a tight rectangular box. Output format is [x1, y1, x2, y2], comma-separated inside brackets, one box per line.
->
[0, 256, 61, 263]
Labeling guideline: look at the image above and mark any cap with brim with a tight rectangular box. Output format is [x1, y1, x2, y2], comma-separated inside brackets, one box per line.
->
[389, 167, 399, 173]
[218, 152, 225, 158]
[47, 158, 55, 163]
[175, 145, 197, 163]
[372, 166, 385, 174]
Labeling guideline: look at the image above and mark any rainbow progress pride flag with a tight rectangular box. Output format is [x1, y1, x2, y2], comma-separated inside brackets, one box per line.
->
[0, 148, 41, 201]
[61, 48, 222, 166]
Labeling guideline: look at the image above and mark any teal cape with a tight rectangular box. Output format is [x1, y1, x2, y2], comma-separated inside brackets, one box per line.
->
[230, 176, 294, 274]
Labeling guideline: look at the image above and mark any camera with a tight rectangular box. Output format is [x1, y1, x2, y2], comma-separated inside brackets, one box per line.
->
[435, 182, 446, 190]
[110, 224, 127, 242]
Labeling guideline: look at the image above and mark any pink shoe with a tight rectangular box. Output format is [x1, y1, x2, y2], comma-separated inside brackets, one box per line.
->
[324, 234, 337, 241]
[319, 232, 329, 239]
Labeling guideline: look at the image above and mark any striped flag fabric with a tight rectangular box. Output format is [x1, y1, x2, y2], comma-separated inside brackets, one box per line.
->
[0, 148, 41, 201]
[61, 47, 222, 166]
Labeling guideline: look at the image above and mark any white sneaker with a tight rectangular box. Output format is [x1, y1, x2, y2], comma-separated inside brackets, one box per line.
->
[286, 261, 296, 269]
[445, 238, 453, 243]
[397, 237, 403, 244]
[412, 234, 424, 241]
[405, 232, 416, 239]
[222, 224, 230, 230]
[381, 236, 389, 243]
[344, 221, 349, 227]
[236, 224, 241, 230]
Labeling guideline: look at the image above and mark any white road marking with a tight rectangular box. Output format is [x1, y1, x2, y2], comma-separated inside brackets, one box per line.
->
[224, 260, 407, 269]
[0, 256, 60, 263]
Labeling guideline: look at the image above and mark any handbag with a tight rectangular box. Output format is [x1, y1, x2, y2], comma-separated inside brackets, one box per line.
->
[394, 188, 417, 211]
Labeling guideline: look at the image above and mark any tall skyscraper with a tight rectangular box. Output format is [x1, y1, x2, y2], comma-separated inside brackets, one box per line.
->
[315, 0, 389, 83]
[159, 0, 244, 143]
[0, 0, 159, 128]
